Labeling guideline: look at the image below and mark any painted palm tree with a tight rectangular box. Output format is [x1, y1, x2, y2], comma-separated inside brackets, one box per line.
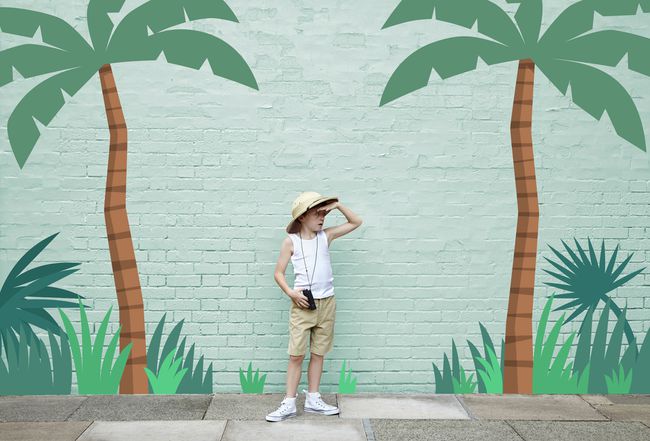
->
[1, 0, 258, 394]
[380, 0, 649, 393]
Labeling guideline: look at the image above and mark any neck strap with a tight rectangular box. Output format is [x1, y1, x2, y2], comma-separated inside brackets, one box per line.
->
[299, 231, 318, 290]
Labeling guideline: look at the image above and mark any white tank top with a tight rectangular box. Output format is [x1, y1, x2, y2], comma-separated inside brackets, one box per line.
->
[288, 230, 335, 299]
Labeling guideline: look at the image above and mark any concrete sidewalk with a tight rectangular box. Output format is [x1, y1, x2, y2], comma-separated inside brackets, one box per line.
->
[0, 393, 649, 440]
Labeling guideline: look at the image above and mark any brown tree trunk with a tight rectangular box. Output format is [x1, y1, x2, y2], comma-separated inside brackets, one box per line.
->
[503, 58, 538, 394]
[98, 64, 148, 394]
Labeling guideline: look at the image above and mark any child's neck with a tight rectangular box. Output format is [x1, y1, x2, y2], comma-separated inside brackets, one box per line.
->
[298, 228, 318, 240]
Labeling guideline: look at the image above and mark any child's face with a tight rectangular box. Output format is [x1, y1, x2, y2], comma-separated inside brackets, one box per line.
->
[299, 206, 327, 231]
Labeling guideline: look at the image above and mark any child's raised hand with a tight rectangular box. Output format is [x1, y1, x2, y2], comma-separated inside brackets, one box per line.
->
[317, 201, 339, 214]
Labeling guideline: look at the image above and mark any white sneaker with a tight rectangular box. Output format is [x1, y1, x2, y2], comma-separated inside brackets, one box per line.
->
[303, 389, 339, 415]
[266, 396, 297, 422]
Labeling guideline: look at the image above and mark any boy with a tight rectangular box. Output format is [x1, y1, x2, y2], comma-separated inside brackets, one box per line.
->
[266, 191, 363, 422]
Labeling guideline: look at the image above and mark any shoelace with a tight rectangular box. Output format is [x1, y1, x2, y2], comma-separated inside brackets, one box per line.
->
[311, 396, 329, 409]
[278, 401, 294, 414]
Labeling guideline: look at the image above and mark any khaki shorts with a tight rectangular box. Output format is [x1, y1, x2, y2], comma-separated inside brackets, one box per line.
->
[288, 295, 336, 356]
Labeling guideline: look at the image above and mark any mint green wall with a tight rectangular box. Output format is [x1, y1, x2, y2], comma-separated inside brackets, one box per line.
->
[1, 0, 649, 393]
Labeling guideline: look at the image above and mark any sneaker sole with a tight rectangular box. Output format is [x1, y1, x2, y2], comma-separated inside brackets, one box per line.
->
[304, 408, 340, 416]
[266, 412, 297, 422]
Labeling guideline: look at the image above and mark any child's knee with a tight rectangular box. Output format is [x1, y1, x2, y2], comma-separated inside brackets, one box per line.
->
[289, 354, 305, 363]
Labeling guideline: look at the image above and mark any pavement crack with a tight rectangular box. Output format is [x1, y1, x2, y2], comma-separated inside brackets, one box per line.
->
[362, 418, 376, 441]
[504, 420, 527, 440]
[454, 395, 476, 420]
[202, 394, 214, 420]
[219, 419, 230, 441]
[66, 396, 89, 421]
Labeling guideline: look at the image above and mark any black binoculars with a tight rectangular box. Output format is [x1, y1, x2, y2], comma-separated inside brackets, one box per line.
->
[302, 289, 317, 310]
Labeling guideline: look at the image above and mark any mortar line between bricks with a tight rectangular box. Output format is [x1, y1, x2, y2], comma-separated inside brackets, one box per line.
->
[362, 418, 376, 441]
[454, 395, 475, 420]
[504, 420, 527, 441]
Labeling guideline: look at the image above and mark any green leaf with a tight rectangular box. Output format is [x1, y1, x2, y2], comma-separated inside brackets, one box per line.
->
[11, 262, 80, 288]
[573, 305, 594, 376]
[467, 340, 486, 393]
[631, 328, 650, 392]
[555, 31, 650, 78]
[381, 36, 518, 105]
[159, 319, 185, 372]
[381, 0, 523, 48]
[0, 234, 83, 335]
[0, 45, 83, 88]
[108, 0, 238, 52]
[7, 66, 96, 168]
[505, 0, 542, 46]
[109, 341, 132, 392]
[540, 0, 650, 49]
[1, 233, 59, 293]
[86, 0, 127, 53]
[11, 269, 79, 303]
[451, 339, 460, 383]
[58, 308, 82, 376]
[0, 7, 91, 53]
[108, 29, 257, 90]
[536, 58, 646, 151]
[592, 0, 650, 16]
[147, 313, 167, 377]
[92, 305, 113, 363]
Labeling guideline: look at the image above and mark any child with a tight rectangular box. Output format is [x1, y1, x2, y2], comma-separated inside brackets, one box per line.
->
[266, 191, 363, 422]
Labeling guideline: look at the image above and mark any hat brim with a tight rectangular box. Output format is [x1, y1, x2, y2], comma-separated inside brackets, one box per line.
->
[286, 196, 339, 233]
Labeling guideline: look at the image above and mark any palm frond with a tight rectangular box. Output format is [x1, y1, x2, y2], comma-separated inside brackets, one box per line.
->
[540, 0, 649, 47]
[0, 233, 85, 338]
[107, 0, 238, 53]
[380, 36, 519, 106]
[108, 29, 257, 90]
[555, 31, 650, 79]
[382, 0, 523, 48]
[0, 7, 92, 53]
[536, 58, 646, 150]
[505, 0, 542, 46]
[0, 45, 84, 88]
[542, 238, 641, 346]
[7, 66, 96, 168]
[87, 0, 127, 53]
[546, 243, 579, 274]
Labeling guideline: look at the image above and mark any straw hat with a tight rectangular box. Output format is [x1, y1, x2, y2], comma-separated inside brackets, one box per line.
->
[286, 191, 339, 234]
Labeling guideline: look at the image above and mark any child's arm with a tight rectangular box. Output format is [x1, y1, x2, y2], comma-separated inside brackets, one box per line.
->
[320, 201, 363, 244]
[274, 237, 310, 308]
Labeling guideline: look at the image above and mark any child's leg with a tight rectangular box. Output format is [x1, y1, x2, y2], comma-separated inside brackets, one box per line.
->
[285, 354, 304, 398]
[307, 353, 324, 392]
[306, 296, 335, 393]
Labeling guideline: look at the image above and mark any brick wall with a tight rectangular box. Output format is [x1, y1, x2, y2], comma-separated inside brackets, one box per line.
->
[1, 0, 649, 393]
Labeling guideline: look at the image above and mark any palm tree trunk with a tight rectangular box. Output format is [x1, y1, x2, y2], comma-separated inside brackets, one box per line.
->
[98, 64, 148, 394]
[503, 58, 538, 394]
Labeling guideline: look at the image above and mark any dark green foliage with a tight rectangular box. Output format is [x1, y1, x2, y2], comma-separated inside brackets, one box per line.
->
[381, 1, 650, 148]
[631, 327, 650, 393]
[467, 323, 504, 393]
[432, 339, 476, 393]
[542, 238, 643, 346]
[147, 313, 213, 394]
[0, 323, 72, 395]
[0, 232, 85, 340]
[1, 0, 258, 168]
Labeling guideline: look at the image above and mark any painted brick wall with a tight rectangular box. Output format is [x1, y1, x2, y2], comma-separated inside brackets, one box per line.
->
[1, 0, 649, 393]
